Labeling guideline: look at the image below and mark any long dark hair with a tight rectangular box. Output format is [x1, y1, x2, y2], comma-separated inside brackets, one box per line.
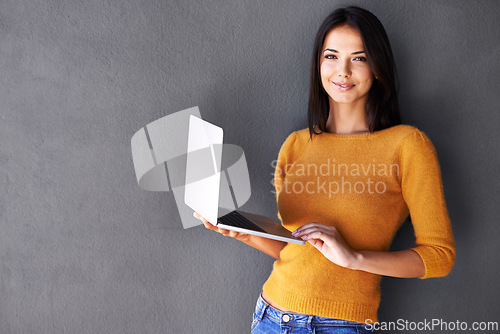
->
[308, 6, 401, 139]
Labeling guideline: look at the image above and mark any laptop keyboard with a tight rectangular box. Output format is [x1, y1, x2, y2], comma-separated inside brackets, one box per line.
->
[217, 211, 267, 233]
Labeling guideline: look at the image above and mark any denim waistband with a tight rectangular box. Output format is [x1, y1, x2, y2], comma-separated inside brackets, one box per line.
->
[254, 293, 367, 329]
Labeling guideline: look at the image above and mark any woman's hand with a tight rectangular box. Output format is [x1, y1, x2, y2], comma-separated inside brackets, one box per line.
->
[292, 222, 360, 269]
[193, 212, 252, 243]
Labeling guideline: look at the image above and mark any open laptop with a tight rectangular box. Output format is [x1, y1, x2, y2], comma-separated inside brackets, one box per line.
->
[184, 115, 305, 245]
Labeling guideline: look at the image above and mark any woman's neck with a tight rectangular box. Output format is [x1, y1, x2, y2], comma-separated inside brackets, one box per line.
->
[325, 101, 369, 134]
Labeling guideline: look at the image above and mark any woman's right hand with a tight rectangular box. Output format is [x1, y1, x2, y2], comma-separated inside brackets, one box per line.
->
[193, 211, 252, 243]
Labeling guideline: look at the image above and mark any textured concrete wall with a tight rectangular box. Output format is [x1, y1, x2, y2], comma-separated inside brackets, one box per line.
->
[1, 0, 499, 333]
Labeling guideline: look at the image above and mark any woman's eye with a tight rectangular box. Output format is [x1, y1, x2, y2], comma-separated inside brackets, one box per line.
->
[325, 54, 337, 59]
[354, 56, 367, 62]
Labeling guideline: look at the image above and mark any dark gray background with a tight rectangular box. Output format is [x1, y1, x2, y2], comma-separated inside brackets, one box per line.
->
[1, 0, 499, 333]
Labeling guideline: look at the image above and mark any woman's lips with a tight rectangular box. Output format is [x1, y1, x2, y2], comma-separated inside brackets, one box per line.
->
[334, 82, 355, 91]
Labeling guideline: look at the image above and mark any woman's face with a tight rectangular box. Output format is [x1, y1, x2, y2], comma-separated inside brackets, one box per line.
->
[320, 25, 374, 107]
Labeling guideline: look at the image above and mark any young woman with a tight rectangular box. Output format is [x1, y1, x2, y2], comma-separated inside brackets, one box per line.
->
[195, 6, 455, 334]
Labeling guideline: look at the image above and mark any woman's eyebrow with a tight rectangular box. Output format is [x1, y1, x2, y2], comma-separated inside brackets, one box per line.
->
[324, 48, 366, 55]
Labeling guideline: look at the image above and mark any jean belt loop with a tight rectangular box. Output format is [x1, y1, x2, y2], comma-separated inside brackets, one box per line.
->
[307, 315, 314, 333]
[258, 303, 268, 321]
[256, 295, 269, 321]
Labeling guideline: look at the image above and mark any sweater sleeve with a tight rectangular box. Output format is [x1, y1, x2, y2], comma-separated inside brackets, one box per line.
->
[274, 132, 298, 222]
[399, 130, 456, 279]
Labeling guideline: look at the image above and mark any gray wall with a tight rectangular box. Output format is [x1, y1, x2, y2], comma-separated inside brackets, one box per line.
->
[1, 0, 499, 333]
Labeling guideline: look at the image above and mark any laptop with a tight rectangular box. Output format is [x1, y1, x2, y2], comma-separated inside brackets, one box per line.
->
[184, 115, 305, 245]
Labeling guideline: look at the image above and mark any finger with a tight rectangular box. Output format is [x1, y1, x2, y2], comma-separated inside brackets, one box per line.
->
[194, 211, 212, 224]
[293, 226, 334, 238]
[293, 222, 335, 234]
[302, 231, 334, 245]
[203, 221, 230, 236]
[202, 220, 219, 232]
[198, 215, 211, 225]
[306, 238, 323, 249]
[194, 212, 207, 223]
[218, 228, 231, 236]
[229, 230, 243, 238]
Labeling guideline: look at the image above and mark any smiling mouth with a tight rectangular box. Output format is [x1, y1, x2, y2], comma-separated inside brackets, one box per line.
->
[333, 82, 355, 91]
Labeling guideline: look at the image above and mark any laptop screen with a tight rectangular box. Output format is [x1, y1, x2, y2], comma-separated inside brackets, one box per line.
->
[184, 115, 223, 226]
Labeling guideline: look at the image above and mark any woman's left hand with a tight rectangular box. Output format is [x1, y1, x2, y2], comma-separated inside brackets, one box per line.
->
[292, 222, 360, 269]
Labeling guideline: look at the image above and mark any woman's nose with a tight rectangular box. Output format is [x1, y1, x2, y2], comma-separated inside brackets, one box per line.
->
[337, 60, 351, 78]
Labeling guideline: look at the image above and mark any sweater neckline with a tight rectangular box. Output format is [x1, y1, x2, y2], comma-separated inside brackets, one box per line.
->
[317, 124, 403, 139]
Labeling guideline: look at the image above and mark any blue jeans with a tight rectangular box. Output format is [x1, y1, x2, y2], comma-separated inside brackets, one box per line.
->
[251, 294, 373, 334]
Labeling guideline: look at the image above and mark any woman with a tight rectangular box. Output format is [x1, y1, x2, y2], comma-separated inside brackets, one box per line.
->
[195, 6, 455, 334]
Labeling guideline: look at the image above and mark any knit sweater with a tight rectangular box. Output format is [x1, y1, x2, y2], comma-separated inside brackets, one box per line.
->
[262, 124, 455, 324]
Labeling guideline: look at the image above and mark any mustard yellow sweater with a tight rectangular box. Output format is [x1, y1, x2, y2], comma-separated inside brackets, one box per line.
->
[262, 124, 455, 324]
